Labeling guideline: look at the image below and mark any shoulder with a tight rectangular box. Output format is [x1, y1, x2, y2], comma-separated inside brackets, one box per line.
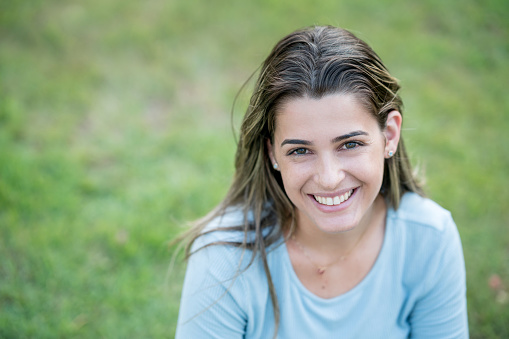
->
[387, 192, 461, 269]
[181, 207, 275, 319]
[390, 192, 454, 234]
[193, 206, 249, 250]
[188, 206, 275, 282]
[194, 205, 278, 250]
[386, 195, 468, 337]
[387, 192, 462, 263]
[387, 192, 465, 289]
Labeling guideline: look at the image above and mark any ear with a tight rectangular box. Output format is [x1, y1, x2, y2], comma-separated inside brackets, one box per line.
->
[384, 111, 402, 158]
[266, 138, 278, 169]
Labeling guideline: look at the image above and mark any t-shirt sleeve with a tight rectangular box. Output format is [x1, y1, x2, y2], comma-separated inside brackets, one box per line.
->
[408, 216, 469, 338]
[175, 238, 247, 338]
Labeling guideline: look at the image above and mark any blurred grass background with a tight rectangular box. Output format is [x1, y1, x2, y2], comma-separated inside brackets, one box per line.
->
[1, 0, 508, 337]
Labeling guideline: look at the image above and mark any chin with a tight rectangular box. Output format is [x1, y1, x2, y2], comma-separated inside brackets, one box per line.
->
[319, 224, 358, 234]
[311, 215, 361, 234]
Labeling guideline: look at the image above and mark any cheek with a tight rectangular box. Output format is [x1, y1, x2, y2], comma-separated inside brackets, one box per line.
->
[346, 151, 385, 183]
[364, 154, 386, 184]
[279, 164, 311, 196]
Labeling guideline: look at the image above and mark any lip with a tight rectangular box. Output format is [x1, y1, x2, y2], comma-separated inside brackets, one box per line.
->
[308, 187, 357, 213]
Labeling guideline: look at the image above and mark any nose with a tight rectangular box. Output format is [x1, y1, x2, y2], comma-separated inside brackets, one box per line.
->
[316, 153, 345, 190]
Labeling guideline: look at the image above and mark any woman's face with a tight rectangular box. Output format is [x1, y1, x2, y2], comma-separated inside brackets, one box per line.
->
[268, 93, 401, 234]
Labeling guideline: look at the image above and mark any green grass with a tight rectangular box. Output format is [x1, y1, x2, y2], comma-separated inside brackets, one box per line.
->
[1, 0, 508, 337]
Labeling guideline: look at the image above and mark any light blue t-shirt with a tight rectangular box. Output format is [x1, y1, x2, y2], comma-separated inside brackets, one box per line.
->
[176, 193, 468, 338]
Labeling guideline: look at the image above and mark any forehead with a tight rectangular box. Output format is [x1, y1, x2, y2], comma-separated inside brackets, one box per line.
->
[274, 93, 380, 140]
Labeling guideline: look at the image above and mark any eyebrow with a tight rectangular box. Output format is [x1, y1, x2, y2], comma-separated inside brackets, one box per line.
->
[280, 130, 368, 147]
[331, 131, 368, 143]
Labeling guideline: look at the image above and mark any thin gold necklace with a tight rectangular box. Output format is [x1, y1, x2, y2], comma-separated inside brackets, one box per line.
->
[291, 227, 369, 275]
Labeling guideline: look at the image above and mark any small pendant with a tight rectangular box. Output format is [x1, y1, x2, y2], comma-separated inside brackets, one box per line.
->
[317, 267, 326, 275]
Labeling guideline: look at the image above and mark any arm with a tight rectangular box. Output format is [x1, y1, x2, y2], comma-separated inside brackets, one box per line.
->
[409, 217, 469, 338]
[175, 241, 247, 339]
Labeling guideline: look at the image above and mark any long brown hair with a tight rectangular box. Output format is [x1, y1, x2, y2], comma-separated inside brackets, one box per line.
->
[179, 25, 424, 336]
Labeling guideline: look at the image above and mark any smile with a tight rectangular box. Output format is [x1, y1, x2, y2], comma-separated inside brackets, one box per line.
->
[313, 189, 354, 206]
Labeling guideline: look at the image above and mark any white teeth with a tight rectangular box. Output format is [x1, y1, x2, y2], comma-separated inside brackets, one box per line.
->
[314, 189, 354, 206]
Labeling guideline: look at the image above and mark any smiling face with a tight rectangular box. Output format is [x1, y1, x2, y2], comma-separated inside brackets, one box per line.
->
[267, 93, 401, 234]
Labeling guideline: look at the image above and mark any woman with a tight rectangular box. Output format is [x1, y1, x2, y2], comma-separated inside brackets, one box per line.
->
[176, 26, 468, 338]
